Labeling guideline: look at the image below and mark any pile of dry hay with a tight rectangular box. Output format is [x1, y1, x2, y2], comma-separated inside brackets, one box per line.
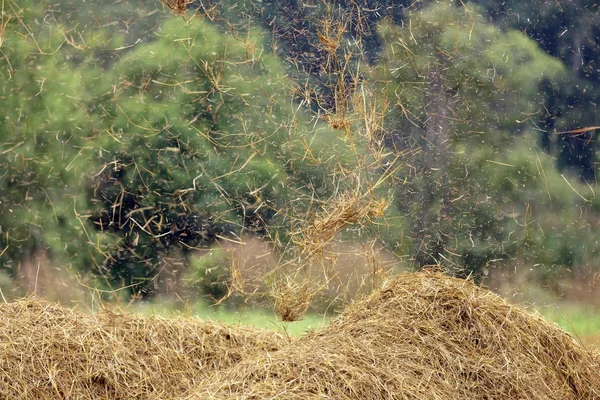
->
[196, 272, 600, 399]
[0, 299, 284, 399]
[1, 272, 599, 399]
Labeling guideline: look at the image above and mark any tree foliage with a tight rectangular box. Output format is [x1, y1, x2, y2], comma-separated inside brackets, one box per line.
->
[89, 18, 354, 291]
[0, 7, 355, 295]
[1, 0, 600, 301]
[372, 3, 597, 276]
[0, 3, 110, 273]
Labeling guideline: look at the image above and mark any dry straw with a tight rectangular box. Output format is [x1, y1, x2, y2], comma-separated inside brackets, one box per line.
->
[268, 273, 327, 322]
[196, 271, 600, 399]
[0, 299, 284, 399]
[293, 192, 388, 258]
[1, 272, 599, 399]
[160, 0, 187, 15]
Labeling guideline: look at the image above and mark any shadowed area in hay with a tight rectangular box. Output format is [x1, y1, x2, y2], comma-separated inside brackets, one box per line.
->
[0, 299, 285, 399]
[195, 271, 600, 399]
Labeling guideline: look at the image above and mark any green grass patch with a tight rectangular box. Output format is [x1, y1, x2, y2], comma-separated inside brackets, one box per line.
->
[126, 298, 600, 341]
[128, 301, 331, 336]
[538, 303, 600, 338]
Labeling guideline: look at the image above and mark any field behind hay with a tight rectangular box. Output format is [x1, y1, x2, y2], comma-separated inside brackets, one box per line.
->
[131, 301, 330, 337]
[129, 295, 600, 349]
[535, 305, 600, 349]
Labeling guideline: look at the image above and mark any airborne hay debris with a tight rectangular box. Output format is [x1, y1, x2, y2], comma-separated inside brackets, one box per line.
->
[293, 192, 388, 258]
[268, 274, 320, 322]
[160, 0, 187, 15]
[195, 271, 600, 399]
[0, 298, 284, 399]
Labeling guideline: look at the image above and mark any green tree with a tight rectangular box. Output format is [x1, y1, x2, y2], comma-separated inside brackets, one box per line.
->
[0, 3, 111, 284]
[0, 3, 355, 297]
[472, 0, 600, 182]
[373, 2, 568, 275]
[87, 18, 354, 295]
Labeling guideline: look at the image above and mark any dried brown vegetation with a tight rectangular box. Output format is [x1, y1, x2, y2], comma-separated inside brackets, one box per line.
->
[0, 298, 285, 399]
[268, 274, 316, 322]
[160, 0, 187, 15]
[292, 192, 389, 259]
[2, 272, 599, 399]
[196, 271, 600, 399]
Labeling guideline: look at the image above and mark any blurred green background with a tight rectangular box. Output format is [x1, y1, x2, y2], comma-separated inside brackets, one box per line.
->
[0, 0, 598, 346]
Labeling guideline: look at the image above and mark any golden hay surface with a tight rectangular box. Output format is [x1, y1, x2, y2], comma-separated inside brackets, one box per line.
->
[195, 272, 600, 399]
[0, 299, 284, 399]
[2, 272, 599, 400]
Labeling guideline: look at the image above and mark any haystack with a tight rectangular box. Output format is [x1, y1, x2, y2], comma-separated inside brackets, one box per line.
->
[0, 299, 284, 399]
[195, 271, 600, 399]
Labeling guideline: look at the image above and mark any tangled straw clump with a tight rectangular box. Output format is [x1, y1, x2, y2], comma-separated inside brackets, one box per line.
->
[269, 274, 321, 322]
[293, 192, 389, 258]
[196, 271, 600, 399]
[1, 272, 599, 399]
[0, 299, 284, 399]
[160, 0, 188, 15]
